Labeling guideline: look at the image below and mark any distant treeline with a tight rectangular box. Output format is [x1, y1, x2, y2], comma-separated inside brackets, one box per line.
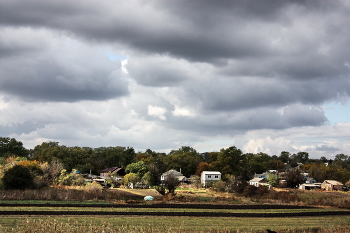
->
[1, 137, 350, 183]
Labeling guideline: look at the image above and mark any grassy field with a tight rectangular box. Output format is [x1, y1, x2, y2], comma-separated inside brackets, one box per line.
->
[1, 187, 350, 232]
[0, 215, 350, 232]
[0, 206, 346, 213]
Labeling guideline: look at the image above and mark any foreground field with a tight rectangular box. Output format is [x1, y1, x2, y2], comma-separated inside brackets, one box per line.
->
[0, 202, 350, 232]
[1, 215, 350, 232]
[1, 187, 350, 232]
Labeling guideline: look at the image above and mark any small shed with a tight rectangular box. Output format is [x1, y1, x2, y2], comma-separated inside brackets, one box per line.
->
[201, 171, 221, 187]
[321, 180, 343, 191]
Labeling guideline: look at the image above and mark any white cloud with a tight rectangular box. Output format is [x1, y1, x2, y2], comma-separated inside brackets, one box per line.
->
[147, 105, 167, 120]
[172, 107, 196, 117]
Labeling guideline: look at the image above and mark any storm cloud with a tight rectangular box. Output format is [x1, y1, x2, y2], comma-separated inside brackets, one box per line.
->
[0, 0, 350, 158]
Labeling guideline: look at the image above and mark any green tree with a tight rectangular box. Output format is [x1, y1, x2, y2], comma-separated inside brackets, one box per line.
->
[123, 173, 140, 187]
[125, 161, 148, 178]
[141, 171, 153, 186]
[279, 151, 290, 163]
[291, 151, 309, 164]
[2, 165, 34, 190]
[240, 153, 269, 180]
[0, 137, 29, 158]
[212, 146, 243, 178]
[333, 154, 350, 169]
[166, 146, 203, 177]
[267, 173, 279, 187]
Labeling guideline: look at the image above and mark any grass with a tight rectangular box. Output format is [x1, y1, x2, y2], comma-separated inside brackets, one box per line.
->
[1, 216, 350, 232]
[0, 200, 112, 205]
[1, 186, 350, 232]
[0, 206, 345, 213]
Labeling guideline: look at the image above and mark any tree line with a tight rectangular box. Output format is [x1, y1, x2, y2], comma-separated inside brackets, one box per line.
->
[1, 136, 350, 186]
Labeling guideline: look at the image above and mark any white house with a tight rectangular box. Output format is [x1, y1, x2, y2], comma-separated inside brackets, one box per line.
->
[201, 171, 221, 187]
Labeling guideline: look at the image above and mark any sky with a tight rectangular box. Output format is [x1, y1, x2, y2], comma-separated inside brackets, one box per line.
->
[1, 0, 350, 159]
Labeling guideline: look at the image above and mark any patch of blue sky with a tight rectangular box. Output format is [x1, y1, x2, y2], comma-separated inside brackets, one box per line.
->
[323, 101, 350, 124]
[105, 52, 128, 61]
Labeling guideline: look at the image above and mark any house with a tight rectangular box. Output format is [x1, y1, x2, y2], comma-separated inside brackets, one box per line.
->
[99, 167, 126, 178]
[201, 171, 221, 187]
[253, 172, 270, 179]
[249, 177, 270, 188]
[161, 169, 187, 182]
[321, 180, 344, 191]
[299, 183, 321, 190]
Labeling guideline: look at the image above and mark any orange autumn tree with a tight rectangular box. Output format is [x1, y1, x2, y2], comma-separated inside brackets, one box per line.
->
[195, 162, 211, 176]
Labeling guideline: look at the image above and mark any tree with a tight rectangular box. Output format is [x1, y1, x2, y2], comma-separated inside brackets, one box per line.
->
[166, 146, 203, 177]
[2, 165, 34, 190]
[195, 162, 210, 176]
[0, 137, 29, 158]
[292, 151, 309, 164]
[285, 168, 305, 188]
[123, 173, 140, 187]
[267, 173, 279, 187]
[279, 151, 290, 163]
[125, 161, 148, 178]
[212, 146, 243, 178]
[141, 171, 153, 187]
[40, 159, 64, 185]
[267, 159, 286, 171]
[333, 154, 350, 169]
[163, 174, 179, 195]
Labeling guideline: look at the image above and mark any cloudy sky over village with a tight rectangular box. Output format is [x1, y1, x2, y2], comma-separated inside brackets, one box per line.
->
[1, 0, 350, 158]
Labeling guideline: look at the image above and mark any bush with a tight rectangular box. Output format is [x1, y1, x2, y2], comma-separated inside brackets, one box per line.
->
[229, 179, 248, 194]
[85, 181, 103, 193]
[244, 185, 258, 197]
[2, 165, 34, 190]
[211, 180, 226, 192]
[58, 169, 85, 186]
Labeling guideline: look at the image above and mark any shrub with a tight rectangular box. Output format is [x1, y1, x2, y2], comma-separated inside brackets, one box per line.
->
[228, 179, 248, 194]
[85, 181, 103, 193]
[244, 185, 258, 197]
[2, 165, 34, 190]
[257, 185, 269, 196]
[211, 180, 226, 192]
[58, 169, 85, 186]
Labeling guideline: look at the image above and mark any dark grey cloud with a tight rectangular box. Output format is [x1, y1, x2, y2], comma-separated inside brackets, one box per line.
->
[0, 28, 128, 102]
[0, 57, 128, 102]
[1, 0, 343, 64]
[316, 145, 340, 152]
[0, 121, 44, 135]
[0, 0, 350, 155]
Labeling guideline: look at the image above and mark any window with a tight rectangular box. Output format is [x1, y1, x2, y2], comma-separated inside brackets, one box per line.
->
[208, 175, 211, 178]
[215, 175, 219, 178]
